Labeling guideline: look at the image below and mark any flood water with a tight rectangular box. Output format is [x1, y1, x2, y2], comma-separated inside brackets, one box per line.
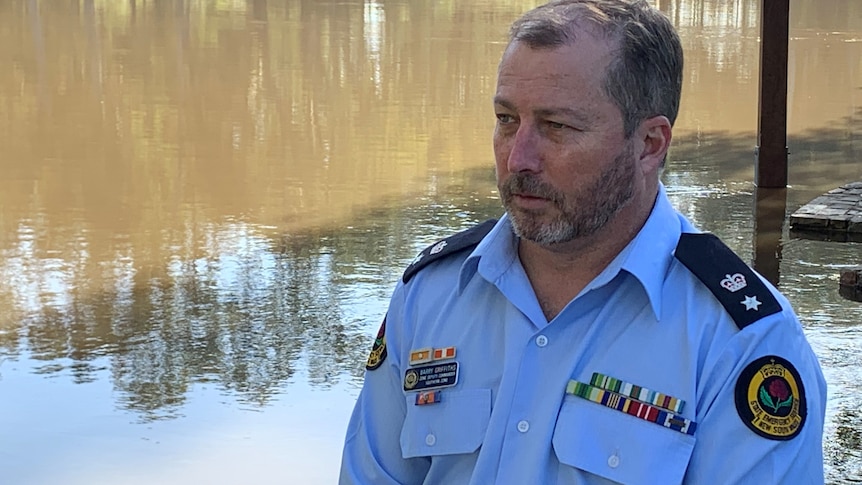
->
[0, 0, 860, 483]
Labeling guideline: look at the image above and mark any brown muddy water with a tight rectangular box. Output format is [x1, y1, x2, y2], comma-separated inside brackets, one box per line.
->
[0, 0, 860, 483]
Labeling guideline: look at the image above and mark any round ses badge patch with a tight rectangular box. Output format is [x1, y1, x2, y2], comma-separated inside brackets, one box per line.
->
[734, 355, 806, 440]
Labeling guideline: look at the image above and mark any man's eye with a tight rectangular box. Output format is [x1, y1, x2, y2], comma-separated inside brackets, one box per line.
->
[496, 114, 515, 124]
[547, 121, 567, 130]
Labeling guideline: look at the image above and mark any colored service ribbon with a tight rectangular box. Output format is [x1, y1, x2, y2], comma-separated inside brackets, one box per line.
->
[566, 380, 697, 436]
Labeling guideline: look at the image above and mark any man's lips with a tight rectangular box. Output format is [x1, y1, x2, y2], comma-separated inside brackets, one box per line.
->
[511, 193, 552, 208]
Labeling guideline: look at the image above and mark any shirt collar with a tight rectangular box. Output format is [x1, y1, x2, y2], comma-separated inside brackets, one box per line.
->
[616, 184, 682, 319]
[459, 184, 682, 319]
[458, 214, 518, 292]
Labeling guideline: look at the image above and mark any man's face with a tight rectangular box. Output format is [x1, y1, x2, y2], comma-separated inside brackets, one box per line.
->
[493, 36, 640, 246]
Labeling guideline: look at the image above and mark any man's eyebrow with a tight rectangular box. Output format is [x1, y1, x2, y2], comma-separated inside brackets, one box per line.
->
[493, 97, 515, 110]
[493, 98, 591, 122]
[534, 107, 592, 122]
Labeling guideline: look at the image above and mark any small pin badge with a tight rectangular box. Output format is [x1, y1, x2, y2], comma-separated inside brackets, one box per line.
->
[433, 346, 456, 361]
[409, 346, 457, 366]
[415, 390, 442, 405]
[410, 348, 433, 365]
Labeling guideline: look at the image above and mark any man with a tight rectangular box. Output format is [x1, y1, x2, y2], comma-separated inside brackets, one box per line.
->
[340, 1, 826, 483]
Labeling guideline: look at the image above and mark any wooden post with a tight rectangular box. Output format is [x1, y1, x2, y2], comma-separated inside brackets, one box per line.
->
[755, 0, 790, 188]
[252, 0, 268, 21]
[839, 267, 862, 302]
[753, 187, 787, 285]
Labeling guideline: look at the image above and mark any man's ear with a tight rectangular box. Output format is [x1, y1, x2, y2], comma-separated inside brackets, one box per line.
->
[637, 115, 672, 173]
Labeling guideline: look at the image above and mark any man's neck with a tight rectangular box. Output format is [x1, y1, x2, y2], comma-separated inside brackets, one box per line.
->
[517, 189, 658, 321]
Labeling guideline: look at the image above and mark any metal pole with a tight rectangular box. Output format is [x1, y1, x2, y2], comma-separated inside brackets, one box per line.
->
[755, 0, 790, 188]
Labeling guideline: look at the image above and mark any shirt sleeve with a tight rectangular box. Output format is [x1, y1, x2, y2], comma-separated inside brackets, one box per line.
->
[339, 287, 431, 484]
[684, 309, 827, 484]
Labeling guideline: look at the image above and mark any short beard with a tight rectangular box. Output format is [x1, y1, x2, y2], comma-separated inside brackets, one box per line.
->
[498, 144, 636, 246]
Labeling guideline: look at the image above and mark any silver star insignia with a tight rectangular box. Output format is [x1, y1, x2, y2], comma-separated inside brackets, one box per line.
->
[741, 295, 762, 311]
[410, 253, 424, 266]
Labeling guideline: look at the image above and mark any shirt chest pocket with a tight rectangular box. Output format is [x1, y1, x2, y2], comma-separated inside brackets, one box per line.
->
[400, 388, 492, 459]
[553, 396, 695, 485]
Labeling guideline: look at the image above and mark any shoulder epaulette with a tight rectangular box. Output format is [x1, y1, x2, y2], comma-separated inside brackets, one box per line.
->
[402, 219, 497, 283]
[675, 232, 782, 329]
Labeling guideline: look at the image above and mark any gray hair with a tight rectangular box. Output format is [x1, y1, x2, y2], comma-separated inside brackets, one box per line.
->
[508, 0, 683, 139]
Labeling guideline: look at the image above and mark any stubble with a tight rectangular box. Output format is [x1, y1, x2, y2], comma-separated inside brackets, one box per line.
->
[499, 144, 637, 246]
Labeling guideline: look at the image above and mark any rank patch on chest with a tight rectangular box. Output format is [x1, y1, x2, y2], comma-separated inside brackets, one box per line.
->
[735, 355, 807, 440]
[403, 362, 459, 391]
[409, 346, 457, 365]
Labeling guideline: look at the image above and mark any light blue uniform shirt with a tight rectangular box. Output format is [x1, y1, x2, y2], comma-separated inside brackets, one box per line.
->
[340, 186, 826, 484]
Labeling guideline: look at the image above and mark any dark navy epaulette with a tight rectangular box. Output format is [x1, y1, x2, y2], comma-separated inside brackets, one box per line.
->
[402, 219, 497, 283]
[675, 232, 782, 329]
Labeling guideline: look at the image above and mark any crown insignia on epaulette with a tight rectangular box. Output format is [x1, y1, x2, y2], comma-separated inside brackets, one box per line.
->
[429, 241, 448, 255]
[720, 273, 747, 292]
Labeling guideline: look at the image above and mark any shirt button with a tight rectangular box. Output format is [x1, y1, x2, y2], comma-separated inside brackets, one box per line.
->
[425, 434, 436, 446]
[608, 454, 620, 468]
[536, 335, 548, 347]
[517, 420, 530, 433]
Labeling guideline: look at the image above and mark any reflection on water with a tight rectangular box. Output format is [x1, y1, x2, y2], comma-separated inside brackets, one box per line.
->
[0, 188, 500, 420]
[0, 0, 861, 483]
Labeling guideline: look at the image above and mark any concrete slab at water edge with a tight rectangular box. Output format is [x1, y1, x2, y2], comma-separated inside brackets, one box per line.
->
[790, 181, 862, 242]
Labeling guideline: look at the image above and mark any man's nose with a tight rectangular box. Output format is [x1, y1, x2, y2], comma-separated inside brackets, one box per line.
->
[507, 124, 542, 173]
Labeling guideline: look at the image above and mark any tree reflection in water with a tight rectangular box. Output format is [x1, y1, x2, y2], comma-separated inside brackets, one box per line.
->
[0, 0, 860, 482]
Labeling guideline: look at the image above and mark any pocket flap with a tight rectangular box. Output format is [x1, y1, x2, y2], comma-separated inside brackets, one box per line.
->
[400, 388, 491, 458]
[553, 396, 695, 485]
